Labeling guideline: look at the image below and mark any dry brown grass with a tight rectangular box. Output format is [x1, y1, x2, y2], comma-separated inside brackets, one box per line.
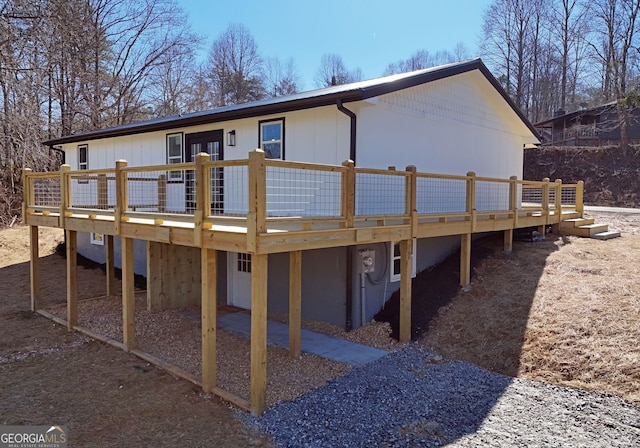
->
[423, 212, 640, 403]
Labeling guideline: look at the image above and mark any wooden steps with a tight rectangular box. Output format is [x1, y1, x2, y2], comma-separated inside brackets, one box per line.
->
[559, 217, 621, 239]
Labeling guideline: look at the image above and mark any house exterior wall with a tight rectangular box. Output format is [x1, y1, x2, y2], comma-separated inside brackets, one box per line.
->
[354, 71, 526, 180]
[265, 248, 348, 327]
[57, 68, 536, 328]
[61, 106, 351, 170]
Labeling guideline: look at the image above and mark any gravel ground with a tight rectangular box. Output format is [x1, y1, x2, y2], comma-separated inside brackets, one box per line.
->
[250, 345, 640, 448]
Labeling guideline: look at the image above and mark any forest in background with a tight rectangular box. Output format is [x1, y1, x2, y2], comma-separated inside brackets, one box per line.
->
[2, 0, 640, 224]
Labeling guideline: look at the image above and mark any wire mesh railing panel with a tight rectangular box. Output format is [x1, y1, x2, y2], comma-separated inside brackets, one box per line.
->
[475, 180, 510, 211]
[32, 177, 61, 208]
[522, 186, 543, 206]
[548, 188, 557, 207]
[355, 172, 406, 216]
[69, 174, 115, 211]
[126, 169, 181, 213]
[561, 186, 577, 206]
[214, 165, 248, 217]
[265, 166, 342, 217]
[415, 176, 467, 214]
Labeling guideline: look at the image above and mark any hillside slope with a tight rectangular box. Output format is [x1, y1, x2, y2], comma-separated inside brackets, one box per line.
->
[524, 145, 640, 207]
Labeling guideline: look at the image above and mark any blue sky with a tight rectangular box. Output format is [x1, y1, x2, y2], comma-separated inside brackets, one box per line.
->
[178, 0, 492, 90]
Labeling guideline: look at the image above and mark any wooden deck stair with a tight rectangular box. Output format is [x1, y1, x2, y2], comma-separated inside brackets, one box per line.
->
[559, 217, 621, 240]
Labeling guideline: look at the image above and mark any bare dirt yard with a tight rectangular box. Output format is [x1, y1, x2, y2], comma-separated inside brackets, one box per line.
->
[422, 210, 640, 404]
[0, 227, 275, 447]
[1, 209, 639, 446]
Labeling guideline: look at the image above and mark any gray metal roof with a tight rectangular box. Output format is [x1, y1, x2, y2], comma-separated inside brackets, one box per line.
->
[44, 58, 539, 146]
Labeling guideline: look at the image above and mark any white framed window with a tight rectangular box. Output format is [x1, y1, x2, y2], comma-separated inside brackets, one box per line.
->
[259, 118, 284, 159]
[90, 232, 104, 245]
[390, 239, 417, 282]
[78, 144, 88, 170]
[166, 132, 184, 181]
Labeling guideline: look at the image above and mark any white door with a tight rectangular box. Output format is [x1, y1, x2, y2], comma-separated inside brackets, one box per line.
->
[227, 252, 252, 309]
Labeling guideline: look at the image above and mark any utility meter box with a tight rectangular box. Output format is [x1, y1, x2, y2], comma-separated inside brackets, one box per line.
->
[359, 249, 376, 273]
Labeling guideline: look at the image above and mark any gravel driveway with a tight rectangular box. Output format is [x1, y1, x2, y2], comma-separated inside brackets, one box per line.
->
[250, 345, 640, 447]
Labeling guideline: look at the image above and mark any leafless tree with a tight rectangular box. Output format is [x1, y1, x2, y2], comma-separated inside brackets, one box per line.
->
[383, 45, 471, 76]
[263, 57, 301, 97]
[206, 23, 265, 106]
[588, 0, 640, 152]
[314, 53, 362, 87]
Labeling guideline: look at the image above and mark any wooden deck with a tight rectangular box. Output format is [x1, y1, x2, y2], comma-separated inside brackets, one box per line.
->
[23, 149, 584, 415]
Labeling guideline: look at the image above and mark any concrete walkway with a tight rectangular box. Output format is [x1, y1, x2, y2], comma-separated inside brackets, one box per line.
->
[585, 205, 640, 214]
[218, 312, 389, 367]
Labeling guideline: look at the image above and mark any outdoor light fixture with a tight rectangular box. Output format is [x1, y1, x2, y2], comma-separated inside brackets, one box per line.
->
[227, 130, 236, 146]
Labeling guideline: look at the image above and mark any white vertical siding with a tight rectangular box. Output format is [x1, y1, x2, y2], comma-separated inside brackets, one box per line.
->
[355, 71, 527, 181]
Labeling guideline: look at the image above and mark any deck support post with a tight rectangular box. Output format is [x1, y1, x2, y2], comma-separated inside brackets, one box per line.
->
[121, 236, 136, 351]
[460, 233, 471, 287]
[289, 250, 302, 358]
[106, 235, 115, 296]
[66, 229, 78, 329]
[576, 180, 584, 217]
[503, 229, 513, 253]
[201, 248, 217, 393]
[250, 253, 268, 416]
[399, 239, 412, 343]
[29, 225, 39, 312]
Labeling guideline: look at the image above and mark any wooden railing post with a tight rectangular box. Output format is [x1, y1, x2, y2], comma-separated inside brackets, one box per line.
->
[22, 168, 32, 220]
[247, 150, 267, 252]
[466, 171, 476, 233]
[341, 160, 355, 228]
[554, 179, 563, 223]
[59, 164, 71, 228]
[405, 165, 417, 238]
[509, 175, 518, 229]
[115, 160, 128, 235]
[195, 152, 210, 247]
[504, 175, 518, 254]
[541, 177, 550, 225]
[576, 180, 584, 217]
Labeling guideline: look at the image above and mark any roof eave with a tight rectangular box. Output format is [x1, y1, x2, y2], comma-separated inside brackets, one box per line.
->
[43, 90, 364, 147]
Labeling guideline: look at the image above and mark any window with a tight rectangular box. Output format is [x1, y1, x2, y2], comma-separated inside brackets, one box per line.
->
[390, 239, 417, 282]
[78, 145, 88, 170]
[237, 253, 251, 273]
[90, 232, 104, 246]
[259, 118, 284, 159]
[166, 133, 184, 181]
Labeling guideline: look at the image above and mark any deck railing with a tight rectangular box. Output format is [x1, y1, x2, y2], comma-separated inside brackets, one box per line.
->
[23, 150, 584, 233]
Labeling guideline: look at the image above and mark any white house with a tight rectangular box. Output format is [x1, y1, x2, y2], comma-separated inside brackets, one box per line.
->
[43, 58, 540, 329]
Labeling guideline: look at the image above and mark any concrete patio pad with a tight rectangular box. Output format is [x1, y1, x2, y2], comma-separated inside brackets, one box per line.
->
[218, 312, 389, 367]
